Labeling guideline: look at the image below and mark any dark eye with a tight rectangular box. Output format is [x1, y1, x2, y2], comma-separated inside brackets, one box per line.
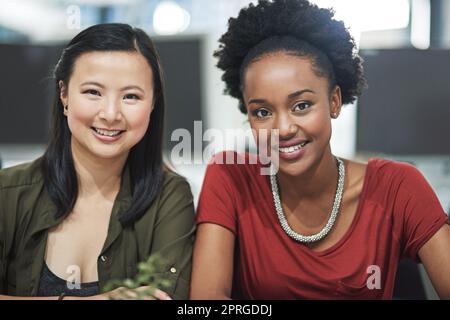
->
[253, 109, 272, 119]
[293, 102, 311, 111]
[124, 94, 140, 100]
[84, 89, 100, 96]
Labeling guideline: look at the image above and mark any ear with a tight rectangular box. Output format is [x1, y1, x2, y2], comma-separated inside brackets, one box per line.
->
[59, 80, 68, 108]
[330, 86, 342, 118]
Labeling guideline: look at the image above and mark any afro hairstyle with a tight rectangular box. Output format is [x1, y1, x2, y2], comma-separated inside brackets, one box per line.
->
[214, 0, 367, 114]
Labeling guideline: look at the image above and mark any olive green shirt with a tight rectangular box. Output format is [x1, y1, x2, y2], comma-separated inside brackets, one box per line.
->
[0, 158, 196, 299]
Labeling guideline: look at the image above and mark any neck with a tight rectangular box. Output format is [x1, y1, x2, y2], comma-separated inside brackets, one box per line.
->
[71, 139, 127, 200]
[277, 145, 339, 201]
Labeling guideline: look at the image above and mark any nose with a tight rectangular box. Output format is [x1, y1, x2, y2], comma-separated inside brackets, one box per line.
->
[99, 98, 123, 123]
[276, 112, 298, 140]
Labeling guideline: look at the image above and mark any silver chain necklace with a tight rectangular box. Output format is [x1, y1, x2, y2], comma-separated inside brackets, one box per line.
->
[270, 157, 345, 244]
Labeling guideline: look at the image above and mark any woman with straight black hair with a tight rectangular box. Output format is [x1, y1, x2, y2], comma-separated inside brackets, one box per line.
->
[0, 23, 195, 300]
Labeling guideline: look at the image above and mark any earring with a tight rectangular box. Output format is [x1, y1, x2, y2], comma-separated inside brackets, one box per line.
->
[331, 112, 338, 119]
[63, 105, 68, 116]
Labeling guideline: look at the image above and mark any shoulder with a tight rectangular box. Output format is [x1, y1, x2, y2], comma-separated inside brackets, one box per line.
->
[0, 157, 44, 191]
[0, 158, 46, 236]
[204, 151, 265, 182]
[367, 158, 424, 186]
[148, 170, 195, 225]
[361, 158, 433, 207]
[157, 170, 195, 209]
[342, 158, 422, 202]
[161, 169, 192, 196]
[132, 169, 196, 230]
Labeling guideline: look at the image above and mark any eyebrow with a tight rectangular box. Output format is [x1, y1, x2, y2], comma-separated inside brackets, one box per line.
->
[288, 89, 315, 99]
[248, 89, 315, 105]
[80, 82, 145, 93]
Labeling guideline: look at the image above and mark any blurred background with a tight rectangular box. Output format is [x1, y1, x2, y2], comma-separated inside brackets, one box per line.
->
[0, 0, 449, 299]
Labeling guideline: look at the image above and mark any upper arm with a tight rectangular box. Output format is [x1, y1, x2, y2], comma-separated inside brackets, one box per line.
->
[151, 177, 196, 252]
[191, 155, 240, 299]
[392, 164, 449, 261]
[419, 224, 450, 299]
[149, 176, 196, 300]
[190, 223, 235, 300]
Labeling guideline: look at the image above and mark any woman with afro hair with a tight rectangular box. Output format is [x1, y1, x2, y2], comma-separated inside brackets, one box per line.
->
[191, 0, 450, 299]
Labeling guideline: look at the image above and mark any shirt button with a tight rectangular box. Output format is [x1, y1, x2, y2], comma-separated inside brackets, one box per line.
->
[170, 267, 177, 274]
[100, 255, 108, 263]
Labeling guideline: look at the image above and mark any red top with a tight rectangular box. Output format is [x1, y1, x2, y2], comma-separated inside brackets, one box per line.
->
[196, 152, 449, 299]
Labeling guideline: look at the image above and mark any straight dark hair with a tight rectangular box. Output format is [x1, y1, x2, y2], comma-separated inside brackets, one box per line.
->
[42, 23, 165, 226]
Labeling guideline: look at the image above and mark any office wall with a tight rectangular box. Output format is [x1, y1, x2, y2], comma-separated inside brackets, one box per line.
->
[443, 0, 450, 47]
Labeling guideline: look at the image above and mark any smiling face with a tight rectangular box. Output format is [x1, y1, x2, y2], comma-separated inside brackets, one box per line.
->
[59, 51, 154, 162]
[242, 52, 342, 177]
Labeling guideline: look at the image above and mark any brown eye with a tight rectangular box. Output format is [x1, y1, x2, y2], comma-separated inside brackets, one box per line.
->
[253, 109, 272, 119]
[124, 94, 140, 100]
[293, 102, 311, 111]
[84, 89, 100, 96]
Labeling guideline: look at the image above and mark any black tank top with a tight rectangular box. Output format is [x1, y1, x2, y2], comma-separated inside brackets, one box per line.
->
[37, 263, 100, 297]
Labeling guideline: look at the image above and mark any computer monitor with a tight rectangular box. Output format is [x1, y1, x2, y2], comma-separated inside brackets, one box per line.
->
[0, 44, 61, 143]
[357, 49, 450, 155]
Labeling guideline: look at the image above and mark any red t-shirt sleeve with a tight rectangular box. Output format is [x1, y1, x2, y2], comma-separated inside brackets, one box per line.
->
[392, 162, 449, 261]
[196, 154, 238, 235]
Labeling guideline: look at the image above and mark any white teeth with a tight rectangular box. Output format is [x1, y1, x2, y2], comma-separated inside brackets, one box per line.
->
[278, 142, 308, 153]
[94, 128, 122, 137]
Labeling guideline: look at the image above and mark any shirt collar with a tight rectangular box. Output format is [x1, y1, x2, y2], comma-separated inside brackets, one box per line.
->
[31, 163, 132, 242]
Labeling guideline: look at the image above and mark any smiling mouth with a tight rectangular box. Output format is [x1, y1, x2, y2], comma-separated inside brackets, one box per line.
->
[278, 141, 309, 154]
[92, 127, 125, 137]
